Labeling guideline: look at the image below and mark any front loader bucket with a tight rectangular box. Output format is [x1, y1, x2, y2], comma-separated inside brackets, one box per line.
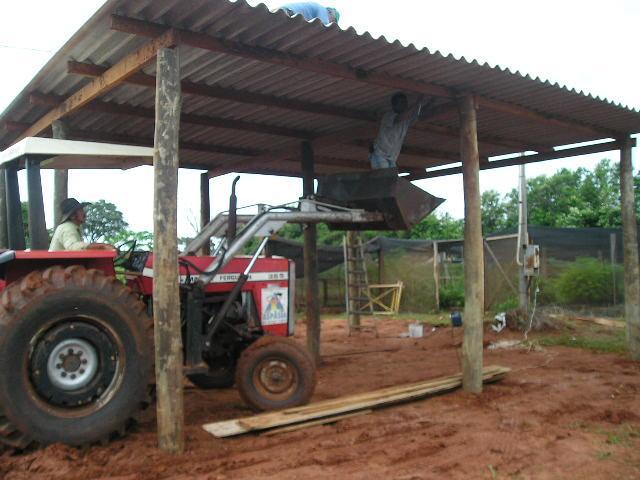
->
[316, 169, 444, 230]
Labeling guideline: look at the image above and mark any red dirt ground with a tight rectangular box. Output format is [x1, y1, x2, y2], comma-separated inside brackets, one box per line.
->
[1, 317, 639, 479]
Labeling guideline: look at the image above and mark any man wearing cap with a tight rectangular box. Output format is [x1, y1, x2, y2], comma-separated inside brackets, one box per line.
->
[369, 92, 426, 170]
[49, 198, 114, 251]
[280, 2, 340, 24]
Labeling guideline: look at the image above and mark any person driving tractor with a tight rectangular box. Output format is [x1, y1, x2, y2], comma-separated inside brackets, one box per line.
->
[49, 198, 114, 251]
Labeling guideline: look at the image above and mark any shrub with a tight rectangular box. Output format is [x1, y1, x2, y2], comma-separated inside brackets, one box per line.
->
[553, 258, 623, 306]
[440, 278, 464, 308]
[492, 296, 519, 313]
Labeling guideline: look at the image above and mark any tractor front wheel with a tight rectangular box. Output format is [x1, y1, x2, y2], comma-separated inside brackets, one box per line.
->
[235, 336, 316, 411]
[0, 266, 153, 449]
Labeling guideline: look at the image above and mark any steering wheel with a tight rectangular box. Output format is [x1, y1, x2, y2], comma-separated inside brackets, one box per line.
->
[114, 239, 138, 268]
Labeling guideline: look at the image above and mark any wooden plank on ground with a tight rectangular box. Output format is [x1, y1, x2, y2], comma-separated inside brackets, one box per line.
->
[203, 365, 510, 438]
[261, 410, 372, 436]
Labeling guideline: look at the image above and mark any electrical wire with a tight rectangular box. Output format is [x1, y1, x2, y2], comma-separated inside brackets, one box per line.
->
[0, 44, 53, 54]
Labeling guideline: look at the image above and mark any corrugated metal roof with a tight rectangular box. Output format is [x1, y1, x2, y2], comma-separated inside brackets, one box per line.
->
[0, 0, 638, 177]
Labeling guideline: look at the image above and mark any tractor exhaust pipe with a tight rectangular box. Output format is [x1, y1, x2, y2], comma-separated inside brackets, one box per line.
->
[227, 176, 240, 244]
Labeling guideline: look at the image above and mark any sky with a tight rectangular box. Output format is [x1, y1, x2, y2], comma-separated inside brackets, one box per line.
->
[0, 0, 638, 237]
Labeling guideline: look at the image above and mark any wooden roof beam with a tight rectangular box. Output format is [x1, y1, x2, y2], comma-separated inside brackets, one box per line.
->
[110, 15, 620, 138]
[30, 92, 313, 139]
[67, 61, 375, 122]
[67, 61, 552, 153]
[412, 139, 634, 180]
[15, 29, 178, 143]
[67, 128, 264, 158]
[111, 15, 452, 99]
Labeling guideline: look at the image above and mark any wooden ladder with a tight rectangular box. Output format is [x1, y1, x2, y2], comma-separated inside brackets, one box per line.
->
[343, 232, 376, 336]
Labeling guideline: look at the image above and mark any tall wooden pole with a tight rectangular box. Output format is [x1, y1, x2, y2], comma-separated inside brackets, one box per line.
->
[200, 172, 211, 255]
[153, 47, 184, 453]
[459, 95, 484, 393]
[51, 120, 68, 227]
[301, 141, 321, 364]
[620, 139, 640, 360]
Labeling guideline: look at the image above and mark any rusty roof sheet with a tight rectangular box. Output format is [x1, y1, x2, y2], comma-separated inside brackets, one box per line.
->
[0, 0, 638, 177]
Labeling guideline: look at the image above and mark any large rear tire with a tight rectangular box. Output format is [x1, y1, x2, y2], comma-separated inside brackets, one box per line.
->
[235, 336, 316, 411]
[0, 266, 153, 449]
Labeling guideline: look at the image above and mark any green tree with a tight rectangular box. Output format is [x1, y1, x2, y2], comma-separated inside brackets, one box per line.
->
[492, 159, 636, 229]
[481, 190, 510, 234]
[84, 200, 129, 243]
[406, 212, 464, 240]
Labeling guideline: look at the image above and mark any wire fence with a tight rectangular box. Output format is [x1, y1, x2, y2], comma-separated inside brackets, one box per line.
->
[270, 226, 630, 314]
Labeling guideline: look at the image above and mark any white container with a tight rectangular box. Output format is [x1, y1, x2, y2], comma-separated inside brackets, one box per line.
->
[408, 323, 424, 338]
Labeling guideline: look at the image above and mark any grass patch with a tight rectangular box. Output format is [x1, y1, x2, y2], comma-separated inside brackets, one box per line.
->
[537, 330, 627, 354]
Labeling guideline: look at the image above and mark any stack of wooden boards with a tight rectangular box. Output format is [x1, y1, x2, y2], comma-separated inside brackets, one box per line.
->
[203, 365, 510, 438]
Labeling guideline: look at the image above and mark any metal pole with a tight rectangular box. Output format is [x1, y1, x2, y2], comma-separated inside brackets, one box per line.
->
[200, 173, 211, 255]
[52, 120, 69, 227]
[620, 139, 640, 360]
[518, 164, 529, 317]
[459, 94, 484, 393]
[152, 47, 184, 453]
[301, 141, 321, 364]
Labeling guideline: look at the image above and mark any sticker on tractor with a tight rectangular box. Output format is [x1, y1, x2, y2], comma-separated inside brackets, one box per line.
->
[261, 287, 288, 325]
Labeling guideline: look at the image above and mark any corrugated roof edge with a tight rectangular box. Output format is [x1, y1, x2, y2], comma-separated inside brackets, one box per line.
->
[257, 1, 639, 115]
[1, 0, 638, 131]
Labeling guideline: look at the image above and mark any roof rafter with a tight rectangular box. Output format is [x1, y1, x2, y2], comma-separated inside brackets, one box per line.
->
[411, 139, 634, 180]
[30, 92, 313, 139]
[110, 14, 619, 138]
[67, 61, 550, 153]
[67, 60, 375, 122]
[15, 28, 179, 142]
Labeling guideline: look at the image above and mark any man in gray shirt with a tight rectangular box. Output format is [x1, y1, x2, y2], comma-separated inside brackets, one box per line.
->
[370, 93, 426, 169]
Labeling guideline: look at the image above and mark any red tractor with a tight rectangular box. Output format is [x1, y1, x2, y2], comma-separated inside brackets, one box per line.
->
[0, 138, 441, 449]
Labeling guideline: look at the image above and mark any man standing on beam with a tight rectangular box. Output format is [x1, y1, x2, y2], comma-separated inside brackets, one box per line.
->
[280, 2, 340, 24]
[370, 93, 426, 170]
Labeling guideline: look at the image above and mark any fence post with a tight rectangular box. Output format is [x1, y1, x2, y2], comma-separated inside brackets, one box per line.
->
[433, 241, 440, 311]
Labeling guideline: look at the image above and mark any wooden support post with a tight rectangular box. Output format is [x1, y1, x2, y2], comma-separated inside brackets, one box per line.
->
[459, 95, 484, 393]
[152, 47, 184, 453]
[620, 140, 640, 360]
[433, 241, 440, 311]
[0, 171, 7, 248]
[301, 141, 321, 364]
[200, 172, 211, 255]
[52, 121, 69, 227]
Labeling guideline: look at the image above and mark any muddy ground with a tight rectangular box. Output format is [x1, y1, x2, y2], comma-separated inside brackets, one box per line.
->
[1, 317, 639, 479]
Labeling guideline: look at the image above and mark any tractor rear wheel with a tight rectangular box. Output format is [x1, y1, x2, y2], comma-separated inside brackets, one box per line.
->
[235, 336, 316, 411]
[0, 266, 153, 449]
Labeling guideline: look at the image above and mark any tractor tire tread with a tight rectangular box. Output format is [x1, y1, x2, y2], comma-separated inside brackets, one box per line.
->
[0, 266, 154, 451]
